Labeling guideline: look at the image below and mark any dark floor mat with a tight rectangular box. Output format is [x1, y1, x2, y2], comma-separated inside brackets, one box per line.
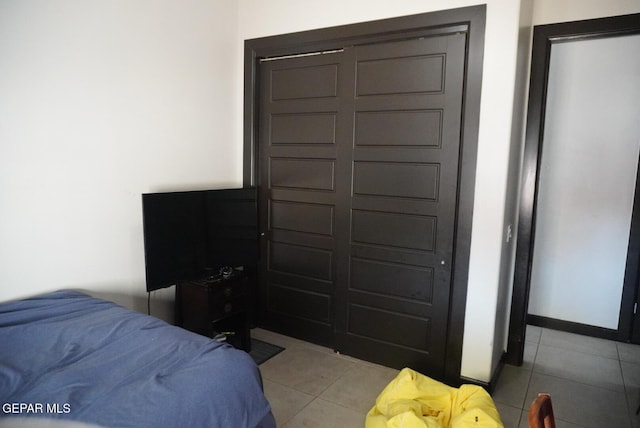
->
[249, 338, 285, 365]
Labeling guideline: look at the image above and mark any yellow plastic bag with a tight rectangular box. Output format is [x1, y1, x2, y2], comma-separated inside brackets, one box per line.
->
[366, 368, 503, 428]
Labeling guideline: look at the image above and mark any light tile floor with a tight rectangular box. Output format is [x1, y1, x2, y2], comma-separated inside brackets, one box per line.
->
[494, 325, 640, 427]
[252, 326, 640, 427]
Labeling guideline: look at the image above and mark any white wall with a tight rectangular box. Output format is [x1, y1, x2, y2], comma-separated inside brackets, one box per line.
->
[493, 0, 534, 373]
[525, 1, 640, 331]
[3, 0, 635, 384]
[533, 0, 640, 24]
[238, 0, 525, 383]
[529, 35, 640, 329]
[0, 0, 241, 319]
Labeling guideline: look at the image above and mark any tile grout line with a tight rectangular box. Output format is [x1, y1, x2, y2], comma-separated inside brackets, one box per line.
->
[521, 333, 539, 413]
[280, 363, 365, 427]
[617, 342, 637, 426]
[510, 326, 542, 427]
[531, 353, 628, 394]
[260, 345, 369, 425]
[520, 326, 543, 410]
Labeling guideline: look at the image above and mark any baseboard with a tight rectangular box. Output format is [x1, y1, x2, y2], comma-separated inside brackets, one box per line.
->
[527, 314, 618, 341]
[488, 352, 506, 393]
[458, 352, 505, 394]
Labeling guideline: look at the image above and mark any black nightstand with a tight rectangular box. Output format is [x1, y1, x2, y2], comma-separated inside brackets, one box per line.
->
[175, 273, 252, 351]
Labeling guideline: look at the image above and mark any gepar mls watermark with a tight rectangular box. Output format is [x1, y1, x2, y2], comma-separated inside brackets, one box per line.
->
[2, 402, 71, 415]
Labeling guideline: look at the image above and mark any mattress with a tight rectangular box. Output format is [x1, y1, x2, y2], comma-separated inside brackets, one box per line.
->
[0, 290, 275, 428]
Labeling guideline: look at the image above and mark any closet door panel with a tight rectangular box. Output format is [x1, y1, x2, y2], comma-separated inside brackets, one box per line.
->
[269, 158, 336, 191]
[335, 33, 466, 376]
[271, 113, 337, 145]
[353, 162, 440, 199]
[270, 201, 334, 236]
[271, 63, 338, 99]
[356, 55, 445, 95]
[258, 52, 353, 346]
[351, 210, 436, 251]
[258, 32, 468, 376]
[355, 110, 442, 147]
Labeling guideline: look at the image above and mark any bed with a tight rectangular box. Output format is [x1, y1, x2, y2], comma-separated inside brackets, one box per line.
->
[0, 290, 276, 428]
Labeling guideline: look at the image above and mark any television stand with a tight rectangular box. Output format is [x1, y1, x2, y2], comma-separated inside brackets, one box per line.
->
[174, 272, 252, 352]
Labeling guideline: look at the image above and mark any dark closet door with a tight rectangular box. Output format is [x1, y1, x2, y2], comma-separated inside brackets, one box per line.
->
[334, 35, 466, 375]
[258, 34, 466, 374]
[257, 51, 353, 346]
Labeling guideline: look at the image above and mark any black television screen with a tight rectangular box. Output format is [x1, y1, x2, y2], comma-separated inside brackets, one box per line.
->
[142, 187, 258, 292]
[204, 189, 259, 271]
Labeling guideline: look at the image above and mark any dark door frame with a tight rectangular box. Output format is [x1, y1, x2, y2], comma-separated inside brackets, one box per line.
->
[507, 13, 640, 365]
[243, 6, 485, 385]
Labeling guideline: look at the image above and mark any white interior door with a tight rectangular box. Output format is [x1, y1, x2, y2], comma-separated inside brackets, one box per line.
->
[528, 34, 640, 329]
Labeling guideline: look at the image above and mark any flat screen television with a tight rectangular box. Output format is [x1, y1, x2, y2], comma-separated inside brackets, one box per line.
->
[142, 187, 258, 292]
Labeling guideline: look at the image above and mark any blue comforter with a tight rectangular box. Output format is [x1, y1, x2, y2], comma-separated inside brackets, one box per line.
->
[0, 290, 275, 428]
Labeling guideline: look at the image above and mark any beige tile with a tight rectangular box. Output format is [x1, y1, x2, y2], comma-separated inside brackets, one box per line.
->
[319, 363, 398, 412]
[522, 340, 538, 370]
[492, 364, 532, 409]
[494, 402, 522, 428]
[252, 327, 338, 356]
[526, 372, 631, 427]
[256, 327, 636, 427]
[282, 398, 365, 428]
[259, 346, 356, 396]
[540, 328, 619, 359]
[534, 344, 624, 392]
[252, 328, 309, 351]
[526, 325, 542, 344]
[618, 341, 640, 365]
[263, 379, 315, 427]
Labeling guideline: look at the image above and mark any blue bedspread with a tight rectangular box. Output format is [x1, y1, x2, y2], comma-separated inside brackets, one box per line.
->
[0, 290, 275, 428]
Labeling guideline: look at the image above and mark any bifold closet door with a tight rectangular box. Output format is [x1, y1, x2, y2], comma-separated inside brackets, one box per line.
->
[334, 34, 466, 375]
[258, 33, 467, 374]
[257, 51, 353, 346]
